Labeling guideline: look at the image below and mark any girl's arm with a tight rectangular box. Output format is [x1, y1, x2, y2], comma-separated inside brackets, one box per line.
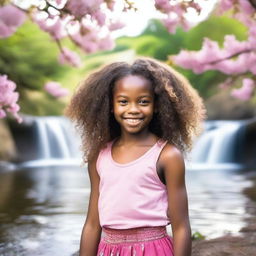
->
[80, 157, 102, 256]
[160, 144, 191, 256]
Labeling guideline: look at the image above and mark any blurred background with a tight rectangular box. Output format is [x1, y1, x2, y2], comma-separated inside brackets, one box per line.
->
[1, 0, 256, 255]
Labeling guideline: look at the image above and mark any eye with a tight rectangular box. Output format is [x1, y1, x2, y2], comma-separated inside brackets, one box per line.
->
[118, 100, 128, 105]
[139, 99, 150, 105]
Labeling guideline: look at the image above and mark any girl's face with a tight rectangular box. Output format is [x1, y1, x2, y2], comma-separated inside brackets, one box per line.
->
[112, 75, 155, 136]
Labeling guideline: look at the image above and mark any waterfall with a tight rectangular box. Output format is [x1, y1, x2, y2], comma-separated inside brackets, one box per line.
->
[19, 116, 82, 167]
[35, 117, 81, 160]
[17, 117, 251, 168]
[187, 121, 246, 171]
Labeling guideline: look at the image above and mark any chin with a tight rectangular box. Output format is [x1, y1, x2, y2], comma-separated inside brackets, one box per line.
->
[124, 127, 147, 135]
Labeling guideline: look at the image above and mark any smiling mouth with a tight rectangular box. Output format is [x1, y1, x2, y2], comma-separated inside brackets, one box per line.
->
[123, 118, 143, 125]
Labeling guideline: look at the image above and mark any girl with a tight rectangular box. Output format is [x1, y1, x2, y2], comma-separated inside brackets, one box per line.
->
[66, 58, 205, 256]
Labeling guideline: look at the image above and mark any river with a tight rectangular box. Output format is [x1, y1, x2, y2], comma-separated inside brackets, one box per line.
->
[0, 165, 255, 256]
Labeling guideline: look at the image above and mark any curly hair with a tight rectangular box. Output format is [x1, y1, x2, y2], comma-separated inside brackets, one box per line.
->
[65, 57, 206, 162]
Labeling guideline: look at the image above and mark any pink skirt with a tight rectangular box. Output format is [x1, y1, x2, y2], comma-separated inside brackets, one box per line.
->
[97, 226, 174, 256]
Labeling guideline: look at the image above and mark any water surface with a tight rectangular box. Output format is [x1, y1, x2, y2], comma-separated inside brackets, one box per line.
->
[0, 166, 254, 256]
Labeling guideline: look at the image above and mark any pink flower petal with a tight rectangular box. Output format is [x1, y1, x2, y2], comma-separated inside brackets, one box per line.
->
[58, 47, 81, 67]
[44, 81, 69, 98]
[231, 78, 255, 101]
[0, 5, 26, 38]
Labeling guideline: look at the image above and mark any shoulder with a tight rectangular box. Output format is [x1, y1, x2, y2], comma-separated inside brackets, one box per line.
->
[158, 142, 185, 175]
[159, 142, 184, 165]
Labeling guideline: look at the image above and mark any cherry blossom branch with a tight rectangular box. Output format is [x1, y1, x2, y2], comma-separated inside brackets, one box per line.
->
[248, 0, 256, 9]
[207, 48, 255, 65]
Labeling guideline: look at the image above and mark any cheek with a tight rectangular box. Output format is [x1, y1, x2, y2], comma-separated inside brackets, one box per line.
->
[144, 106, 154, 120]
[113, 104, 123, 119]
[112, 101, 118, 112]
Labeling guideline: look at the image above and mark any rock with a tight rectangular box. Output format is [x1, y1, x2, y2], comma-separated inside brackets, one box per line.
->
[0, 119, 17, 161]
[205, 91, 255, 120]
[0, 161, 16, 172]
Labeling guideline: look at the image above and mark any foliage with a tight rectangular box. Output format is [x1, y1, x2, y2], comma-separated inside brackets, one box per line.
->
[171, 1, 256, 101]
[116, 20, 186, 60]
[0, 21, 68, 91]
[192, 231, 206, 240]
[1, 0, 256, 120]
[115, 16, 248, 98]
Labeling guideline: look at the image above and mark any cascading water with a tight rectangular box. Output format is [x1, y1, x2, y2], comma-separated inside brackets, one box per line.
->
[191, 121, 244, 163]
[20, 116, 82, 167]
[35, 117, 78, 159]
[187, 120, 246, 171]
[18, 117, 253, 169]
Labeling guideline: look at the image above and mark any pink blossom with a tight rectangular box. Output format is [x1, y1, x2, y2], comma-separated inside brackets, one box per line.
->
[173, 36, 255, 75]
[66, 0, 104, 18]
[218, 0, 234, 14]
[212, 60, 241, 74]
[250, 65, 256, 75]
[248, 53, 256, 74]
[58, 47, 82, 67]
[248, 25, 256, 46]
[0, 75, 22, 122]
[44, 82, 69, 98]
[198, 38, 224, 62]
[173, 38, 225, 74]
[238, 0, 254, 15]
[212, 53, 254, 75]
[234, 12, 254, 27]
[56, 0, 65, 4]
[109, 21, 125, 31]
[154, 0, 173, 12]
[172, 50, 201, 71]
[159, 3, 192, 33]
[54, 0, 67, 6]
[93, 10, 106, 26]
[222, 35, 250, 56]
[0, 23, 13, 38]
[12, 113, 22, 123]
[180, 18, 192, 32]
[34, 16, 67, 40]
[162, 15, 179, 34]
[83, 41, 99, 53]
[231, 78, 255, 100]
[98, 36, 115, 51]
[0, 5, 26, 38]
[71, 30, 100, 53]
[7, 103, 20, 113]
[155, 0, 203, 33]
[0, 109, 6, 118]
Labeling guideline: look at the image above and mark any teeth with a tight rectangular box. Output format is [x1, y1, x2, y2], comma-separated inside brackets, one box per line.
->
[124, 118, 142, 124]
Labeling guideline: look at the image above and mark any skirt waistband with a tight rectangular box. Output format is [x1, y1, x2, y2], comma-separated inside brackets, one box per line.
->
[102, 226, 168, 244]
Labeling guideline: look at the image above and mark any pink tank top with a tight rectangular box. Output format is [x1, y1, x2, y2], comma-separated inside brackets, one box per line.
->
[96, 139, 170, 229]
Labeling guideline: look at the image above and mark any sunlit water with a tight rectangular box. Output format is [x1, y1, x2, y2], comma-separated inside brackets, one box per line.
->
[0, 165, 255, 256]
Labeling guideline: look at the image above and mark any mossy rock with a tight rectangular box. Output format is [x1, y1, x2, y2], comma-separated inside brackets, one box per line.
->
[0, 119, 17, 161]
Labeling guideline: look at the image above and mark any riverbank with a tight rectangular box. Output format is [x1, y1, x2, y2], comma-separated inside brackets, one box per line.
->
[192, 173, 256, 256]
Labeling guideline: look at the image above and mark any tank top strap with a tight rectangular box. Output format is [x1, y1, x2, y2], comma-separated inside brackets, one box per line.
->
[151, 139, 168, 163]
[96, 141, 113, 175]
[97, 139, 168, 170]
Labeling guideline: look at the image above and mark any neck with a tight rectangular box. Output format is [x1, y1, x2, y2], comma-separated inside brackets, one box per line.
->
[118, 130, 157, 145]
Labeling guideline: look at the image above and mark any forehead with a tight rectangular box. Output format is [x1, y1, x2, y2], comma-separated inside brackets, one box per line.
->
[113, 75, 153, 95]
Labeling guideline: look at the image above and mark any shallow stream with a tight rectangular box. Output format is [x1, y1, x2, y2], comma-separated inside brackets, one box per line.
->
[0, 165, 255, 256]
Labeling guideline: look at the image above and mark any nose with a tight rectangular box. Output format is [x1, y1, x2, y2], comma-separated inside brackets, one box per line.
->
[127, 103, 140, 114]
